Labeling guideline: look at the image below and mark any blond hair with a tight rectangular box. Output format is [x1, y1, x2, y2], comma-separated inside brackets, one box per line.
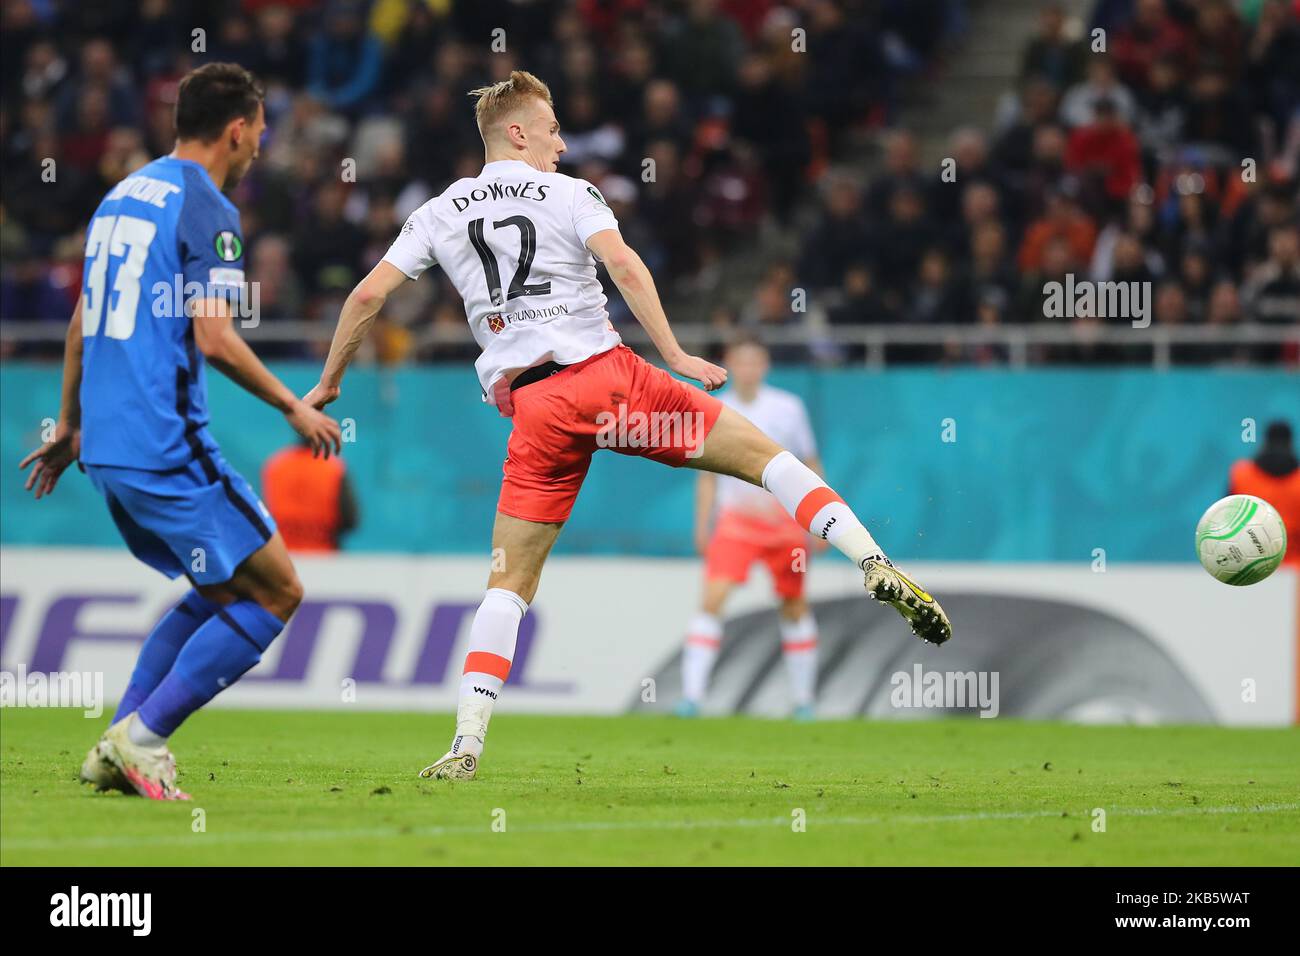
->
[467, 70, 554, 143]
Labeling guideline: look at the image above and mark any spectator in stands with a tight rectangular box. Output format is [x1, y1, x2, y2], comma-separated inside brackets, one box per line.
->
[19, 39, 68, 104]
[1019, 186, 1097, 275]
[292, 180, 366, 296]
[1066, 97, 1143, 212]
[1020, 1, 1087, 91]
[1241, 223, 1300, 324]
[1007, 123, 1069, 227]
[1110, 231, 1161, 290]
[1154, 279, 1190, 326]
[1133, 54, 1187, 156]
[731, 52, 810, 223]
[992, 74, 1061, 183]
[1061, 56, 1137, 129]
[1191, 0, 1246, 83]
[250, 4, 307, 88]
[658, 0, 746, 100]
[873, 184, 937, 308]
[799, 174, 871, 295]
[1178, 243, 1217, 322]
[866, 129, 926, 220]
[306, 0, 384, 116]
[54, 38, 140, 130]
[910, 247, 965, 325]
[1092, 190, 1166, 282]
[827, 262, 892, 327]
[1158, 185, 1219, 267]
[964, 219, 1018, 309]
[1183, 64, 1256, 156]
[1206, 278, 1243, 328]
[248, 234, 307, 359]
[1245, 0, 1300, 137]
[1111, 0, 1193, 90]
[741, 261, 809, 364]
[803, 0, 891, 142]
[1220, 179, 1297, 275]
[622, 78, 691, 177]
[1017, 235, 1072, 325]
[929, 127, 1000, 226]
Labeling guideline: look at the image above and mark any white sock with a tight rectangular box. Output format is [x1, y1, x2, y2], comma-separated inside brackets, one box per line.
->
[779, 613, 818, 708]
[452, 588, 527, 758]
[128, 714, 168, 749]
[762, 451, 882, 566]
[681, 611, 722, 704]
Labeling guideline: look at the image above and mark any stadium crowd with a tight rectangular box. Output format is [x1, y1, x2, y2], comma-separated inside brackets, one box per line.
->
[792, 0, 1299, 363]
[0, 0, 1295, 366]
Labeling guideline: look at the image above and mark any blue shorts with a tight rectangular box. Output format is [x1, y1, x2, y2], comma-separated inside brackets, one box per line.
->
[85, 449, 276, 585]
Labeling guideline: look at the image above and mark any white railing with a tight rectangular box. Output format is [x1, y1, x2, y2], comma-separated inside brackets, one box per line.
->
[2, 320, 1296, 369]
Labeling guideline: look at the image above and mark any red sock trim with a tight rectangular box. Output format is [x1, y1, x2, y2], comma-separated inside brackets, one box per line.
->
[782, 639, 817, 653]
[794, 486, 844, 532]
[463, 651, 512, 681]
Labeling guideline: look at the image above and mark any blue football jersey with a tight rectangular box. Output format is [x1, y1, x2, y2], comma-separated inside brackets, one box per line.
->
[79, 156, 246, 470]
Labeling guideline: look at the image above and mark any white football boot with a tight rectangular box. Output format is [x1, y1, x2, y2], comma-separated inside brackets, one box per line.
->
[99, 715, 191, 801]
[861, 554, 953, 645]
[419, 735, 480, 780]
[79, 738, 130, 793]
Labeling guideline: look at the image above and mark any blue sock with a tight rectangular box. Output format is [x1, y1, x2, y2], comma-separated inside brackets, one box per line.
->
[113, 591, 219, 722]
[136, 600, 285, 739]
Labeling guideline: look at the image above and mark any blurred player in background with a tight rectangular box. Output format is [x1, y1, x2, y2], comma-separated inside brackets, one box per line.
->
[18, 63, 341, 801]
[306, 71, 951, 781]
[1229, 420, 1299, 567]
[262, 436, 359, 552]
[677, 333, 824, 720]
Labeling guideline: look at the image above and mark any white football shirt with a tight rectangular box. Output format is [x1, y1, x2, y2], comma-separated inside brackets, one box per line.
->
[383, 159, 624, 404]
[716, 385, 819, 517]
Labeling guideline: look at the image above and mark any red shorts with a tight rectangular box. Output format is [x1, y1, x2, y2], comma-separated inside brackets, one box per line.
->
[498, 345, 724, 523]
[704, 509, 811, 599]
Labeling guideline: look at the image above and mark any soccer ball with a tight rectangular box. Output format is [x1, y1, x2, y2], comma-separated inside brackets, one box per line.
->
[1195, 494, 1287, 586]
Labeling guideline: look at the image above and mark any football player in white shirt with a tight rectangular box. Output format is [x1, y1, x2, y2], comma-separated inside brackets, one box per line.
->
[677, 334, 825, 720]
[304, 71, 951, 780]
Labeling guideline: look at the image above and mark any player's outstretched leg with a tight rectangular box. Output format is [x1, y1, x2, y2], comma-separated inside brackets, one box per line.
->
[779, 597, 818, 719]
[689, 408, 952, 645]
[421, 512, 562, 781]
[97, 534, 303, 800]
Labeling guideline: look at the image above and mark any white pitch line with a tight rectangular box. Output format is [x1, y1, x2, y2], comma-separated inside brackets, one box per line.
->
[3, 802, 1298, 854]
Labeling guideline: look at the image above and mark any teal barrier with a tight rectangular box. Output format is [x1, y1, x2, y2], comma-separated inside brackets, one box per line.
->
[2, 362, 1296, 560]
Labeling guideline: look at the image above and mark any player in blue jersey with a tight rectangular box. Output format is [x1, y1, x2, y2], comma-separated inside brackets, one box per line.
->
[18, 63, 341, 801]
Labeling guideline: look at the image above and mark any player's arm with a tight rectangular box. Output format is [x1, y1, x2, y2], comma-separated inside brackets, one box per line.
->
[305, 260, 409, 409]
[192, 297, 341, 457]
[18, 296, 85, 499]
[694, 471, 717, 555]
[586, 229, 726, 390]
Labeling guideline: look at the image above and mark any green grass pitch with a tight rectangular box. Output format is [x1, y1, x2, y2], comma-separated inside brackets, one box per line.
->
[2, 708, 1297, 866]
